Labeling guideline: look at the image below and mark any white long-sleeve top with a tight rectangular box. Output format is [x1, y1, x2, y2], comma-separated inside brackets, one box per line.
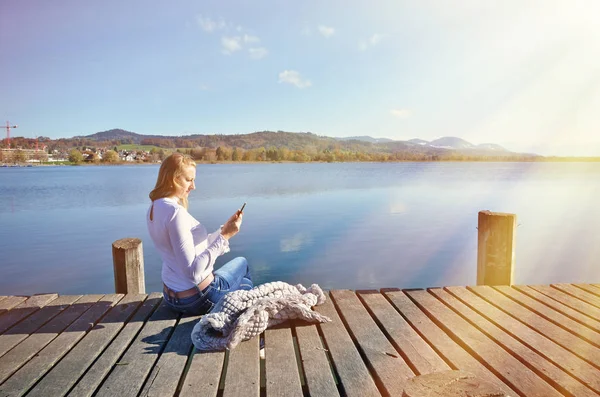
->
[147, 197, 230, 291]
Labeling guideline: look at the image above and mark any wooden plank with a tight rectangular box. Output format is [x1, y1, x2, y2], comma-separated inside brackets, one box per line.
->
[93, 299, 179, 397]
[66, 292, 162, 397]
[432, 288, 598, 397]
[514, 286, 600, 332]
[0, 294, 123, 397]
[0, 296, 6, 303]
[469, 285, 600, 367]
[407, 289, 561, 397]
[358, 290, 450, 375]
[223, 335, 260, 397]
[0, 294, 58, 334]
[179, 349, 225, 397]
[0, 294, 102, 385]
[26, 294, 147, 397]
[446, 286, 600, 394]
[295, 322, 340, 397]
[552, 284, 600, 309]
[331, 290, 414, 396]
[0, 295, 81, 358]
[0, 296, 28, 314]
[139, 315, 199, 397]
[315, 292, 379, 397]
[574, 283, 600, 297]
[495, 286, 600, 346]
[528, 285, 600, 322]
[383, 289, 514, 396]
[264, 326, 303, 397]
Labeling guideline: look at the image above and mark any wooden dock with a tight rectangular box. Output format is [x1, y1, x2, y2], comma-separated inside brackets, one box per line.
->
[1, 283, 600, 396]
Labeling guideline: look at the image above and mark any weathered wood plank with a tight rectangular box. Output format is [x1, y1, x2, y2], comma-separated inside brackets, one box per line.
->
[26, 294, 146, 397]
[0, 294, 58, 335]
[264, 326, 303, 397]
[295, 322, 340, 397]
[383, 289, 514, 396]
[315, 292, 379, 397]
[494, 286, 600, 346]
[139, 315, 199, 397]
[0, 296, 28, 315]
[528, 285, 600, 322]
[0, 294, 102, 385]
[513, 285, 600, 333]
[222, 335, 260, 397]
[432, 288, 598, 397]
[408, 289, 564, 397]
[446, 286, 600, 394]
[358, 290, 450, 375]
[66, 292, 162, 397]
[552, 284, 600, 309]
[0, 295, 81, 358]
[469, 285, 600, 367]
[0, 294, 123, 397]
[574, 283, 600, 297]
[331, 290, 414, 396]
[93, 299, 179, 397]
[179, 349, 225, 397]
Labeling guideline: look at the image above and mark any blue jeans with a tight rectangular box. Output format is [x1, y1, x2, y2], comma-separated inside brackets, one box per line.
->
[163, 257, 253, 315]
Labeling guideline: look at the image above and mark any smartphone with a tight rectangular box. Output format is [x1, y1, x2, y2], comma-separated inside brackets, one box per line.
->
[239, 202, 247, 212]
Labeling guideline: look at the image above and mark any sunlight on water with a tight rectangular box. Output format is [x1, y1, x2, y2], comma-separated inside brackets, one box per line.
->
[0, 162, 598, 295]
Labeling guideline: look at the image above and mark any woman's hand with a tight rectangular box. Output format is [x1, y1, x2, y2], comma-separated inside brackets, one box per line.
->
[221, 210, 243, 240]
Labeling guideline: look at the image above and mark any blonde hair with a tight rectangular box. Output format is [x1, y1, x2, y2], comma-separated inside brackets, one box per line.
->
[149, 153, 196, 209]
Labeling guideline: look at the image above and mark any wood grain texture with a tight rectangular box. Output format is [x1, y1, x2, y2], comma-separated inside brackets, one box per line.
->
[295, 322, 340, 397]
[264, 327, 303, 397]
[179, 349, 225, 397]
[469, 286, 600, 366]
[528, 285, 600, 322]
[552, 284, 600, 309]
[0, 294, 58, 335]
[93, 299, 179, 397]
[513, 285, 600, 332]
[446, 286, 600, 394]
[26, 294, 146, 397]
[0, 296, 28, 315]
[223, 336, 260, 397]
[0, 295, 81, 358]
[0, 294, 102, 385]
[315, 292, 380, 397]
[358, 290, 450, 376]
[431, 287, 598, 397]
[494, 286, 600, 347]
[66, 293, 162, 397]
[383, 289, 514, 396]
[0, 294, 123, 397]
[139, 315, 199, 397]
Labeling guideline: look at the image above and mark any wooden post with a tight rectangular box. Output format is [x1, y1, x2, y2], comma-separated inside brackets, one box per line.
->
[112, 238, 145, 294]
[477, 211, 516, 286]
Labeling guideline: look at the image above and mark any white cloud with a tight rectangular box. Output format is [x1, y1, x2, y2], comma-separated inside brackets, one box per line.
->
[221, 36, 242, 54]
[359, 33, 386, 51]
[249, 47, 268, 59]
[243, 34, 260, 44]
[390, 108, 412, 118]
[278, 70, 312, 89]
[197, 15, 225, 32]
[318, 25, 335, 38]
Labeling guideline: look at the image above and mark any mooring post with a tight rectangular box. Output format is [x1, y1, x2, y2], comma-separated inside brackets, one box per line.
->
[477, 211, 516, 286]
[112, 238, 146, 294]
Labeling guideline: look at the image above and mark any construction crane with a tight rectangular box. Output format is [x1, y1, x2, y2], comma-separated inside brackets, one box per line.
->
[3, 121, 18, 148]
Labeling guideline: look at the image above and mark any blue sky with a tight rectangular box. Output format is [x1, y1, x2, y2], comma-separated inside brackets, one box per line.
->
[1, 0, 599, 156]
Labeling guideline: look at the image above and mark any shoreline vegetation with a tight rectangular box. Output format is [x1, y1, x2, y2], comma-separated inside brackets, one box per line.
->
[1, 129, 599, 165]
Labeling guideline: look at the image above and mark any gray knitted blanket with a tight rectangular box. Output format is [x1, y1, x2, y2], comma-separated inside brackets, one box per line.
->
[191, 281, 331, 351]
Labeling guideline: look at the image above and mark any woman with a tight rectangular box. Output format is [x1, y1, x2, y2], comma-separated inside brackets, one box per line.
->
[147, 153, 253, 315]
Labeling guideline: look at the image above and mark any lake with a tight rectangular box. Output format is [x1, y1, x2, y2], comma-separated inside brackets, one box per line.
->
[1, 162, 599, 296]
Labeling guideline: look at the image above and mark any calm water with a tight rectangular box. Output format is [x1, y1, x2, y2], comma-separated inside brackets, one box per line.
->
[1, 162, 599, 295]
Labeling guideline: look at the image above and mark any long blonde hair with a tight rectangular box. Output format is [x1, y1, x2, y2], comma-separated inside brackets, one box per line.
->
[149, 153, 196, 209]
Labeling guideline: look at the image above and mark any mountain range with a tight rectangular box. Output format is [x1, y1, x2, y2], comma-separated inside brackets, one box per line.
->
[76, 128, 535, 158]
